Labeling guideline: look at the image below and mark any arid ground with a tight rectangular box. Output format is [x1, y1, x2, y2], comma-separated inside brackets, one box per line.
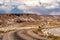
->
[0, 14, 60, 40]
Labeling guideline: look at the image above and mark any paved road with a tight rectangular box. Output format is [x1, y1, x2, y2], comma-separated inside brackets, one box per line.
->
[2, 27, 48, 40]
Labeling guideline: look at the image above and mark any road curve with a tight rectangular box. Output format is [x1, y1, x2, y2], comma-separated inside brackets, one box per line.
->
[2, 30, 25, 40]
[27, 30, 48, 40]
[2, 28, 48, 40]
[16, 29, 37, 40]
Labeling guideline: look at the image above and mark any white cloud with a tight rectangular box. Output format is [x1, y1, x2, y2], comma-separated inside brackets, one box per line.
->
[45, 4, 59, 9]
[40, 0, 53, 3]
[57, 0, 60, 2]
[23, 0, 40, 6]
[0, 0, 60, 14]
[16, 0, 60, 13]
[18, 5, 29, 10]
[0, 6, 12, 10]
[0, 0, 4, 4]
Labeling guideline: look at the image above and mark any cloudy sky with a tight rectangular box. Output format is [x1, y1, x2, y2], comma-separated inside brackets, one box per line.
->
[0, 0, 60, 15]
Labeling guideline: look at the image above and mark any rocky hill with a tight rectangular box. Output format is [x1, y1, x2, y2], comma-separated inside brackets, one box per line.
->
[0, 14, 60, 28]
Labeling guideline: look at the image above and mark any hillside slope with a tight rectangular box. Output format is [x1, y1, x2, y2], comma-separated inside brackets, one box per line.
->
[0, 14, 60, 28]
